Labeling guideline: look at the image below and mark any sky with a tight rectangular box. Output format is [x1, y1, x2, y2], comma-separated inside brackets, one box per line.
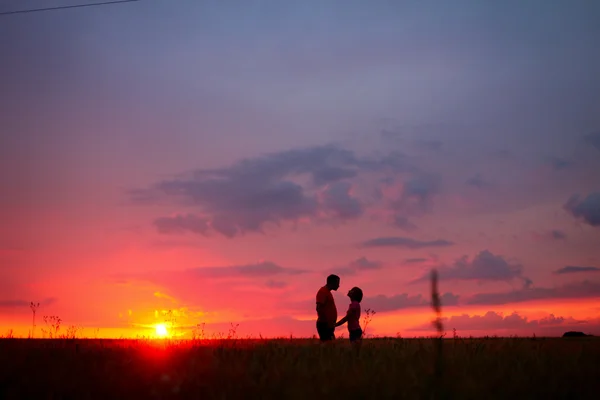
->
[1, 0, 600, 339]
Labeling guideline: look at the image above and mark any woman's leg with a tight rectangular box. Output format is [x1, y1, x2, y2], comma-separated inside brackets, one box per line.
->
[349, 328, 363, 342]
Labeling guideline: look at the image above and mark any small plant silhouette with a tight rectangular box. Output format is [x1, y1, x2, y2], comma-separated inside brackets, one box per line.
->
[362, 308, 376, 337]
[227, 323, 239, 340]
[163, 309, 177, 335]
[41, 315, 62, 338]
[61, 325, 82, 339]
[30, 302, 40, 338]
[192, 323, 206, 341]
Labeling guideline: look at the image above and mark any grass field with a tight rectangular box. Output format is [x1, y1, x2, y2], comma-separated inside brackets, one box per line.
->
[1, 336, 599, 399]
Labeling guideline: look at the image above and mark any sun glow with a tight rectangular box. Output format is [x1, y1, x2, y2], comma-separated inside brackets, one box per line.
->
[155, 324, 168, 338]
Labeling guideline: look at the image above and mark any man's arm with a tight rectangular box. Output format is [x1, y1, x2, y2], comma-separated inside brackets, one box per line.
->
[316, 290, 327, 320]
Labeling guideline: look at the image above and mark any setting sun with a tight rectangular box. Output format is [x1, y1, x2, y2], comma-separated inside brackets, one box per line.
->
[155, 324, 168, 338]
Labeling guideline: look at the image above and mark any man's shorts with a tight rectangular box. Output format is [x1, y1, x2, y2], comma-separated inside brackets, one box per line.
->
[316, 321, 335, 341]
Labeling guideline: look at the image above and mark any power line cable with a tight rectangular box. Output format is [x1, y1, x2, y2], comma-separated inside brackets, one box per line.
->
[0, 0, 141, 16]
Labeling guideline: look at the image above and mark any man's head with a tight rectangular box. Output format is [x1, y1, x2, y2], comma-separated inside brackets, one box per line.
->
[326, 274, 340, 291]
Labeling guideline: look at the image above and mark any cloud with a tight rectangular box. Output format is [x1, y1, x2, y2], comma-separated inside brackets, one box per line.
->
[408, 311, 594, 335]
[380, 126, 443, 152]
[546, 156, 575, 171]
[350, 257, 383, 271]
[118, 261, 308, 284]
[392, 215, 418, 231]
[154, 214, 210, 235]
[585, 131, 600, 151]
[564, 192, 600, 227]
[320, 181, 363, 219]
[415, 139, 443, 152]
[153, 292, 177, 303]
[554, 266, 600, 275]
[550, 230, 567, 240]
[312, 167, 358, 186]
[465, 174, 490, 189]
[362, 236, 453, 249]
[413, 250, 531, 286]
[265, 280, 288, 289]
[134, 145, 418, 238]
[491, 149, 512, 159]
[380, 128, 403, 142]
[0, 298, 57, 308]
[330, 257, 383, 276]
[390, 173, 441, 215]
[467, 280, 600, 305]
[532, 229, 568, 242]
[404, 258, 428, 264]
[188, 261, 308, 279]
[365, 292, 459, 312]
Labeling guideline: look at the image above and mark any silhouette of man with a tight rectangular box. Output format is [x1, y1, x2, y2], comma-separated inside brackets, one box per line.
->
[316, 274, 340, 341]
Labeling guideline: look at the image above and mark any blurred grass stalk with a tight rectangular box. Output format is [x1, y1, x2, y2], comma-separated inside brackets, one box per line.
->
[430, 269, 445, 399]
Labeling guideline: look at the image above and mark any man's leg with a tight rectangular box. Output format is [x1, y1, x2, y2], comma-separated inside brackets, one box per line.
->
[316, 321, 334, 341]
[316, 321, 327, 341]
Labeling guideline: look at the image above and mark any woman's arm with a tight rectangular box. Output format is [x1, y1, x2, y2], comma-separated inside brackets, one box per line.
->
[335, 307, 356, 327]
[335, 315, 348, 327]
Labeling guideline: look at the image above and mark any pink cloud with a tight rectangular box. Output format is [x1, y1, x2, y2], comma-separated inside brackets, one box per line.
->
[409, 311, 600, 336]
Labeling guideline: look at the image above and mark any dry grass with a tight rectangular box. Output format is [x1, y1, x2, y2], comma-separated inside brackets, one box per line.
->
[0, 336, 599, 399]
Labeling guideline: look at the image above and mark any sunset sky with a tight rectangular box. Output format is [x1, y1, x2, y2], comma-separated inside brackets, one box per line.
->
[1, 0, 599, 339]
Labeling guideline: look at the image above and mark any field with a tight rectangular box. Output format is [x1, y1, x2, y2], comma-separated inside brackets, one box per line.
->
[1, 337, 599, 399]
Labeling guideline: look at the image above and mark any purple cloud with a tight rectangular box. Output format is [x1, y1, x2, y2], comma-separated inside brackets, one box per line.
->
[134, 145, 421, 238]
[408, 311, 593, 334]
[331, 257, 383, 276]
[362, 237, 453, 249]
[467, 280, 600, 305]
[585, 131, 600, 151]
[365, 292, 459, 312]
[390, 173, 441, 215]
[550, 230, 567, 240]
[350, 257, 383, 271]
[466, 173, 490, 189]
[154, 214, 211, 235]
[0, 298, 57, 308]
[265, 280, 288, 289]
[312, 167, 358, 186]
[188, 261, 308, 279]
[321, 181, 363, 219]
[415, 139, 443, 152]
[564, 192, 600, 227]
[546, 156, 575, 171]
[404, 258, 428, 264]
[554, 266, 600, 274]
[392, 215, 418, 231]
[532, 229, 568, 242]
[413, 250, 531, 286]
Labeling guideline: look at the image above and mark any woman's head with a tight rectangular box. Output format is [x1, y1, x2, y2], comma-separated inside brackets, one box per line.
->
[347, 286, 363, 302]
